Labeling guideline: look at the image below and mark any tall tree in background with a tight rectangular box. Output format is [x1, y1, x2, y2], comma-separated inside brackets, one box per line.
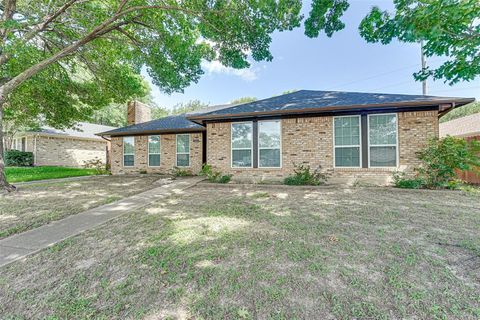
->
[359, 0, 480, 84]
[230, 97, 257, 105]
[0, 0, 350, 192]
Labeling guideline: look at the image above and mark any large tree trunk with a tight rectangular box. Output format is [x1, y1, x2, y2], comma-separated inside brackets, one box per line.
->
[0, 96, 16, 193]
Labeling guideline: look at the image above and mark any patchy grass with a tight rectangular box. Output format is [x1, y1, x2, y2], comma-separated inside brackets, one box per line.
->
[0, 175, 163, 239]
[6, 166, 99, 183]
[0, 186, 479, 319]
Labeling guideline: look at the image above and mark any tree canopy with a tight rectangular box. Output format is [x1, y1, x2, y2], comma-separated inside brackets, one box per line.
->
[230, 97, 257, 105]
[359, 0, 480, 84]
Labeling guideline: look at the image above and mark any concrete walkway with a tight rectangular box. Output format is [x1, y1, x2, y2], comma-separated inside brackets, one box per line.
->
[0, 177, 203, 268]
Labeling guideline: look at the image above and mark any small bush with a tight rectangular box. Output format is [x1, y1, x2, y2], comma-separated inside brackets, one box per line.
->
[5, 150, 34, 167]
[200, 163, 232, 183]
[392, 172, 424, 189]
[172, 167, 193, 177]
[284, 163, 329, 186]
[83, 158, 108, 174]
[393, 136, 480, 189]
[416, 136, 480, 189]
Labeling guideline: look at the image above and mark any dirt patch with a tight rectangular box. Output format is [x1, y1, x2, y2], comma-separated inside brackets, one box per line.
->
[0, 185, 479, 319]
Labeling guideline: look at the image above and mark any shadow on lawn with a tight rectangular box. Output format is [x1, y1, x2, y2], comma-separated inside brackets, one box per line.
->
[1, 187, 479, 319]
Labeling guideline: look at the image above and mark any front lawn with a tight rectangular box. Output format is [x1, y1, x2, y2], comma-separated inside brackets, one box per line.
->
[0, 175, 164, 239]
[1, 185, 479, 319]
[6, 166, 99, 183]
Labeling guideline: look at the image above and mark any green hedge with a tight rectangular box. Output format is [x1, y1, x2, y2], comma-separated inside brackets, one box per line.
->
[5, 150, 34, 167]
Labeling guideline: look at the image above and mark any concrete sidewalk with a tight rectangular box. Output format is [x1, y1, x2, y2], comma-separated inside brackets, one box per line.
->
[0, 177, 203, 268]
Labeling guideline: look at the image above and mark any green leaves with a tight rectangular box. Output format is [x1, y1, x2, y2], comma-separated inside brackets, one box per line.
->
[305, 0, 349, 38]
[359, 0, 480, 84]
[416, 136, 480, 188]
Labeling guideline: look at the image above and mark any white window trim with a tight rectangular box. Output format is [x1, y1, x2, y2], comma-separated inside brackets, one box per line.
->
[123, 136, 135, 167]
[176, 134, 190, 167]
[333, 115, 362, 168]
[258, 120, 282, 169]
[367, 113, 399, 168]
[148, 135, 161, 167]
[231, 121, 254, 168]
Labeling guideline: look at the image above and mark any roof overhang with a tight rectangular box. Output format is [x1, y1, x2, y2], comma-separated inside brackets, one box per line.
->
[188, 98, 475, 124]
[96, 127, 205, 137]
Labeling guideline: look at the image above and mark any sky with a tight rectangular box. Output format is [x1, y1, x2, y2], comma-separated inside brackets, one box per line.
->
[142, 0, 480, 109]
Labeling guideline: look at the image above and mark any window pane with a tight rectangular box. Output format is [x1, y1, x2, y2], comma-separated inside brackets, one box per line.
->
[232, 149, 252, 167]
[335, 147, 360, 167]
[370, 146, 396, 167]
[123, 137, 134, 154]
[176, 153, 190, 167]
[148, 136, 160, 154]
[334, 117, 360, 146]
[259, 149, 280, 167]
[149, 154, 160, 167]
[176, 135, 190, 153]
[232, 123, 253, 149]
[259, 121, 281, 148]
[124, 154, 134, 167]
[369, 114, 397, 145]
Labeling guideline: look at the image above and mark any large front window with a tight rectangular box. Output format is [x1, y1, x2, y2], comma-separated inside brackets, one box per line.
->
[148, 135, 161, 167]
[176, 134, 190, 167]
[123, 136, 135, 167]
[334, 116, 361, 167]
[258, 120, 281, 168]
[231, 122, 253, 168]
[368, 114, 397, 167]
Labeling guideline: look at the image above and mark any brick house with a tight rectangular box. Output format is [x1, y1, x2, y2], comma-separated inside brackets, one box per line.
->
[98, 91, 474, 184]
[12, 122, 116, 167]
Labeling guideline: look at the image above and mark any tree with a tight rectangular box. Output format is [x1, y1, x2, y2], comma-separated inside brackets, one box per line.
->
[230, 97, 257, 105]
[0, 0, 350, 192]
[359, 0, 480, 84]
[440, 102, 480, 123]
[171, 100, 209, 115]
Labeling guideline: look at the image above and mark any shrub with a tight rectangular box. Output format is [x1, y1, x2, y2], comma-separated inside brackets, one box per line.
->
[392, 171, 424, 189]
[5, 150, 34, 166]
[284, 163, 329, 186]
[172, 167, 193, 177]
[393, 136, 480, 189]
[417, 136, 480, 189]
[83, 157, 108, 174]
[200, 163, 232, 183]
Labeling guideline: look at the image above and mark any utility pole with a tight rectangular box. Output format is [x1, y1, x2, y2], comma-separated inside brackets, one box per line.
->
[420, 40, 428, 95]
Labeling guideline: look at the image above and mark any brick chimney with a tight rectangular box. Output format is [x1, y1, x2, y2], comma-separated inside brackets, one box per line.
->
[127, 100, 152, 125]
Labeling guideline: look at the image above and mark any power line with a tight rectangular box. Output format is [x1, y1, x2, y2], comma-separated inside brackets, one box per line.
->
[325, 63, 420, 91]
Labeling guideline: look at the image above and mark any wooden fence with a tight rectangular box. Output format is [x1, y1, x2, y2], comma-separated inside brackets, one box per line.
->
[457, 136, 480, 185]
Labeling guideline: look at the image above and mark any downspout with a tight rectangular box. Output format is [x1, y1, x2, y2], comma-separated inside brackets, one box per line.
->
[100, 135, 112, 169]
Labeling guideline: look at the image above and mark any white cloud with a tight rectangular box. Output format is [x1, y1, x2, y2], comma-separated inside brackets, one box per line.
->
[201, 60, 258, 81]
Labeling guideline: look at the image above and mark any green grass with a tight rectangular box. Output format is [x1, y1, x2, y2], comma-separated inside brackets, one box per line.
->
[5, 166, 99, 183]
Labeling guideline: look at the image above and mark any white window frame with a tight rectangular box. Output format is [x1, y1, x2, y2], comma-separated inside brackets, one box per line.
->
[367, 113, 399, 168]
[258, 120, 282, 168]
[231, 121, 254, 168]
[176, 134, 190, 167]
[148, 135, 161, 167]
[333, 115, 362, 168]
[123, 136, 135, 167]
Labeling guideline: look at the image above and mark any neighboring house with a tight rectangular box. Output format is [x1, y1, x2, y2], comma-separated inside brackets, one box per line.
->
[98, 91, 474, 184]
[13, 122, 116, 167]
[440, 112, 480, 184]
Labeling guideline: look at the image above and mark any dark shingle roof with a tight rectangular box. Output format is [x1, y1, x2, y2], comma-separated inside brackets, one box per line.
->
[188, 90, 474, 121]
[97, 114, 204, 136]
